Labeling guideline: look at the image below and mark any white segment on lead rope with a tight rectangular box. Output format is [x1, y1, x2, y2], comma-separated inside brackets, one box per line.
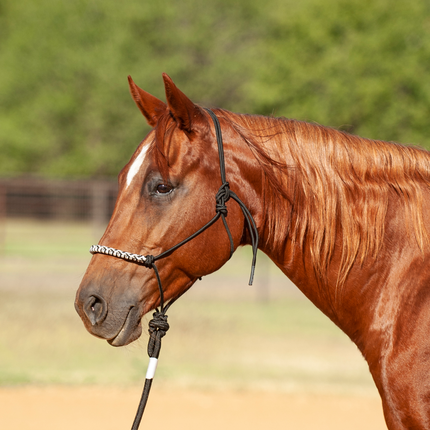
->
[145, 357, 158, 379]
[126, 143, 149, 187]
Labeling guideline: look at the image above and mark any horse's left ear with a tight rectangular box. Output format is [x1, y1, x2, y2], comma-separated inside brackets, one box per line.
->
[162, 73, 206, 133]
[128, 76, 167, 127]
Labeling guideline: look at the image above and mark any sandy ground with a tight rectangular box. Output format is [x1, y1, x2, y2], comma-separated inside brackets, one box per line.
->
[0, 386, 387, 430]
[0, 224, 387, 429]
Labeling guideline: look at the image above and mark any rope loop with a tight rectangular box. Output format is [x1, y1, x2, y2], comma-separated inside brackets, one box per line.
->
[143, 255, 155, 268]
[147, 311, 169, 358]
[215, 182, 231, 216]
[148, 311, 169, 334]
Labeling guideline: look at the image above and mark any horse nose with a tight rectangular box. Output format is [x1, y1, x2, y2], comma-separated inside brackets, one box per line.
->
[83, 294, 108, 326]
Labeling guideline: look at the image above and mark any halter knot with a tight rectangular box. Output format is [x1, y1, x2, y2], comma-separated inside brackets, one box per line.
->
[147, 311, 170, 358]
[215, 182, 231, 216]
[143, 255, 155, 268]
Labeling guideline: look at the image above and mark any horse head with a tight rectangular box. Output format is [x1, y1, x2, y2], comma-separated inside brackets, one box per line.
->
[75, 74, 258, 346]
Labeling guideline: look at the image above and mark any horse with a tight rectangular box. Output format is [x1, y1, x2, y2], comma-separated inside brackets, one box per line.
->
[75, 73, 430, 429]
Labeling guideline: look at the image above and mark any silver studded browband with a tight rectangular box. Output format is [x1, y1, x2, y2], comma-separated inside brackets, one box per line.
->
[90, 244, 149, 265]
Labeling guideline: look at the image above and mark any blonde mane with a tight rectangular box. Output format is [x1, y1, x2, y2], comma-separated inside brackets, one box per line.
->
[216, 110, 430, 290]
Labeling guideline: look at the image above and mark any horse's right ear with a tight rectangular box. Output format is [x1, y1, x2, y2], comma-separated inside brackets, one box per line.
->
[162, 73, 206, 133]
[128, 76, 167, 127]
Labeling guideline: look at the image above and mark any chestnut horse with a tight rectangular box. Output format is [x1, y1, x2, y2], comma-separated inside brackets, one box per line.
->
[76, 73, 430, 429]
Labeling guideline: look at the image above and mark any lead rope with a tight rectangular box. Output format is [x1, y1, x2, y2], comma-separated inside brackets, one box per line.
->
[130, 262, 173, 430]
[89, 109, 259, 429]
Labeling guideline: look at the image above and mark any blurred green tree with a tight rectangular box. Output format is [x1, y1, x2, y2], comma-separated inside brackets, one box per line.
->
[1, 0, 430, 178]
[0, 0, 263, 177]
[248, 0, 430, 145]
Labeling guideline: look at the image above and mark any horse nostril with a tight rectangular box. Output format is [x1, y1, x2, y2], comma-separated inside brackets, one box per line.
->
[83, 295, 107, 326]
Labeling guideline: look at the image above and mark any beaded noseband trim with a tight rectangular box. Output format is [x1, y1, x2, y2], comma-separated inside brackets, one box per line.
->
[90, 244, 149, 265]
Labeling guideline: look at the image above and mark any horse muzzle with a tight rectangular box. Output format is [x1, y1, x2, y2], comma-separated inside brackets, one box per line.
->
[74, 289, 143, 347]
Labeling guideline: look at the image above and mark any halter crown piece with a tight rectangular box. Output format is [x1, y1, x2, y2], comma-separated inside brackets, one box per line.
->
[89, 109, 259, 430]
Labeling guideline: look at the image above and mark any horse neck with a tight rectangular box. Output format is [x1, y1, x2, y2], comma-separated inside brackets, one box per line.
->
[229, 111, 430, 337]
[222, 113, 341, 320]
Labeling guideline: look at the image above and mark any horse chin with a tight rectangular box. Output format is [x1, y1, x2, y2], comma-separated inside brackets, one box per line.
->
[107, 307, 142, 347]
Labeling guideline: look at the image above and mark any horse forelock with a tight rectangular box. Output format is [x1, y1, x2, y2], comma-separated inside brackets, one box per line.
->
[153, 112, 177, 180]
[216, 110, 430, 293]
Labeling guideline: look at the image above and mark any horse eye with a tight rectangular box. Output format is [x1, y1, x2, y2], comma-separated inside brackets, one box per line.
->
[156, 184, 172, 194]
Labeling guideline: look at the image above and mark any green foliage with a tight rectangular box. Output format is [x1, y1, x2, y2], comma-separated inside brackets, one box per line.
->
[1, 0, 430, 178]
[250, 0, 430, 144]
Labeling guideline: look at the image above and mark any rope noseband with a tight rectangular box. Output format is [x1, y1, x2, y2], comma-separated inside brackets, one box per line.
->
[89, 109, 259, 430]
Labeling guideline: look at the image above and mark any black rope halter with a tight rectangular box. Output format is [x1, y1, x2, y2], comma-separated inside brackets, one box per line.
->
[89, 108, 259, 430]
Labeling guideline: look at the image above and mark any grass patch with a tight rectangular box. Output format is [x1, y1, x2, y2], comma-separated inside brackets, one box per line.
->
[0, 219, 376, 395]
[1, 219, 95, 258]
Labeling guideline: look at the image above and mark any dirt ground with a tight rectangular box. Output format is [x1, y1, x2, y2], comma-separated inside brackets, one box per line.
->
[0, 386, 386, 430]
[0, 223, 387, 429]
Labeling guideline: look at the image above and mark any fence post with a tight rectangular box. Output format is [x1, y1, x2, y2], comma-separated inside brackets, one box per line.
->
[0, 185, 6, 255]
[92, 181, 109, 241]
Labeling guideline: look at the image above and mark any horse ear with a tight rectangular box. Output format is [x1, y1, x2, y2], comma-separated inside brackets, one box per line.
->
[128, 76, 167, 127]
[162, 73, 205, 132]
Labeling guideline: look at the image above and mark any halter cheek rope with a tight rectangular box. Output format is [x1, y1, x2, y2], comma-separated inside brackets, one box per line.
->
[89, 109, 259, 430]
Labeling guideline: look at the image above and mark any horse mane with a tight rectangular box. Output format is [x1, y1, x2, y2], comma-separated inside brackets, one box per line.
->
[151, 107, 430, 294]
[152, 112, 177, 179]
[214, 109, 430, 294]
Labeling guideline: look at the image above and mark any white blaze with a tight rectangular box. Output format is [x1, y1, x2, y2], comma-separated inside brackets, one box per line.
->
[126, 144, 149, 188]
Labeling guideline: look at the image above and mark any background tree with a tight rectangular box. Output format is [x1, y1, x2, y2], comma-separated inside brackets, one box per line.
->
[1, 0, 430, 178]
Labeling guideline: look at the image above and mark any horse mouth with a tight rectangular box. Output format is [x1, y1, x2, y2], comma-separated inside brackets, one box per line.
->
[108, 307, 142, 347]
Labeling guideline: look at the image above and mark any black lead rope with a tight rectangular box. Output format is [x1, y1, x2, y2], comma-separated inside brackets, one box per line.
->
[130, 263, 171, 430]
[89, 109, 259, 430]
